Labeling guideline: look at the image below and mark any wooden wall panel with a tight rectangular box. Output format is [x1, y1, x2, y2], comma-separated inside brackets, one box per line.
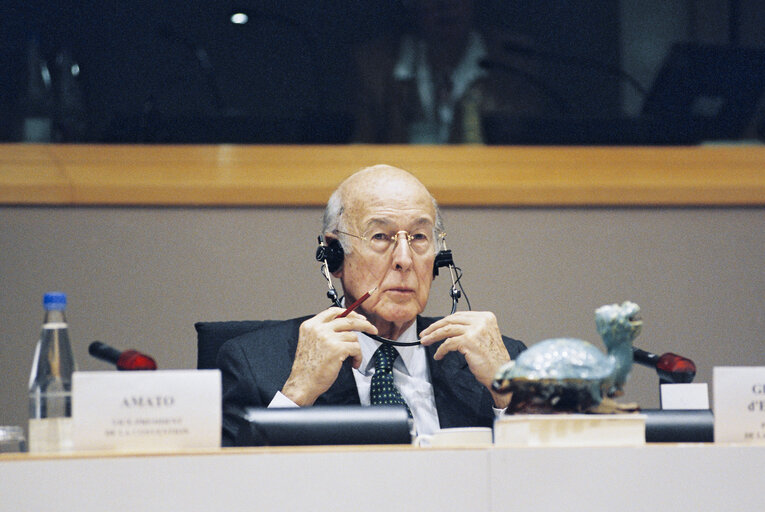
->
[1, 144, 764, 206]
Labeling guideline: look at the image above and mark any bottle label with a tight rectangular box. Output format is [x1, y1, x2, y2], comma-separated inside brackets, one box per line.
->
[28, 417, 74, 453]
[42, 322, 68, 329]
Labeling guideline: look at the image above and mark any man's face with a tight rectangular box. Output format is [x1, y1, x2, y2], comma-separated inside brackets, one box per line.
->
[335, 176, 437, 336]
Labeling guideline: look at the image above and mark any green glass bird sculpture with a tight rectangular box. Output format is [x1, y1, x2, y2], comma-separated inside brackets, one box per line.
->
[492, 301, 642, 413]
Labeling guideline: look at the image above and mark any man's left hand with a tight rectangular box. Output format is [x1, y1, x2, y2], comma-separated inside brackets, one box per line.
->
[419, 311, 512, 408]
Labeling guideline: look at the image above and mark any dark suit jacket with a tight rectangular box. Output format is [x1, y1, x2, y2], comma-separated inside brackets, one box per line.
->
[217, 315, 525, 445]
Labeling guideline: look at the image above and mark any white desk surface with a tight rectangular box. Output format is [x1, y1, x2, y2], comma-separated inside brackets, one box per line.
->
[1, 443, 763, 512]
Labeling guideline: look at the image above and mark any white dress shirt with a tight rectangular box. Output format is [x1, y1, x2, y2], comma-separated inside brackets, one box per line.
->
[269, 319, 506, 435]
[353, 323, 441, 435]
[270, 322, 440, 435]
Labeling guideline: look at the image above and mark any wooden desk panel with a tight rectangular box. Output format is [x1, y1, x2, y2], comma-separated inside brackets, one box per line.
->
[1, 144, 764, 206]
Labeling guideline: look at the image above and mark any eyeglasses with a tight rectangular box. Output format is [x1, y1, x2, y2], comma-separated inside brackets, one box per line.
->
[334, 229, 445, 255]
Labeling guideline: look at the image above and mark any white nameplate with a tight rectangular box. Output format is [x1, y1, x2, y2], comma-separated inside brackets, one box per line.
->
[660, 383, 709, 410]
[72, 370, 221, 452]
[713, 366, 765, 443]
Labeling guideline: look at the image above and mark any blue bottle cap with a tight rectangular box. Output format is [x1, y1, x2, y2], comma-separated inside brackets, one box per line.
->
[43, 292, 67, 310]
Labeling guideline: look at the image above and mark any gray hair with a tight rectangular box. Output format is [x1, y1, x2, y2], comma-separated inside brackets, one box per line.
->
[322, 188, 445, 255]
[322, 187, 348, 250]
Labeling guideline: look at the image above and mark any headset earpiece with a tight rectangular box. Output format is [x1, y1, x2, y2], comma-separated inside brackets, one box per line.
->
[433, 249, 454, 277]
[315, 237, 344, 273]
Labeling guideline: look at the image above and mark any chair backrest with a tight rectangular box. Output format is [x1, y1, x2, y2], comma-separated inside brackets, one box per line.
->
[194, 320, 277, 369]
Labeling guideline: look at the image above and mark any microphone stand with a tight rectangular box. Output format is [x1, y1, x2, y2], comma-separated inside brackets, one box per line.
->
[503, 41, 648, 99]
[632, 347, 697, 407]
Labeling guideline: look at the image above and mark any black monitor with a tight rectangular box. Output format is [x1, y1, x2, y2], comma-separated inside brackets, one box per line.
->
[228, 405, 412, 447]
[224, 405, 712, 446]
[643, 409, 714, 442]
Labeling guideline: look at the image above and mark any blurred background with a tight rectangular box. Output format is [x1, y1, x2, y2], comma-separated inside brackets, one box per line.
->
[2, 0, 765, 145]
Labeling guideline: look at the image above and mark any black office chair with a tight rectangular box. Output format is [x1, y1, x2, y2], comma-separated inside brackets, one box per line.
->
[194, 320, 280, 369]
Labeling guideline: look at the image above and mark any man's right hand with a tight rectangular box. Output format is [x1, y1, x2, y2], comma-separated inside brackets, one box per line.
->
[281, 308, 378, 406]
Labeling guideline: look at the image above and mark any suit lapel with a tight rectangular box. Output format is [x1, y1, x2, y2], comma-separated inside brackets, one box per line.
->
[304, 315, 491, 423]
[418, 317, 488, 428]
[283, 320, 360, 407]
[317, 358, 362, 406]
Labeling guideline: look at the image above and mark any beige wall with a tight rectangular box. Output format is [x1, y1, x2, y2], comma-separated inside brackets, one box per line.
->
[2, 205, 764, 430]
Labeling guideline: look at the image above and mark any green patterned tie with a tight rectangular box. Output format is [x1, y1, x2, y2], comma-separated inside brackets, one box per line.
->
[370, 344, 412, 417]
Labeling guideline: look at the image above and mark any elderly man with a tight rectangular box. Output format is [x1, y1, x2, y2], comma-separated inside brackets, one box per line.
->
[218, 165, 525, 443]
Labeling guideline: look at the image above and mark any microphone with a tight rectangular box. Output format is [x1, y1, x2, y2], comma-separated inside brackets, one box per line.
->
[632, 347, 696, 384]
[433, 235, 470, 315]
[88, 341, 158, 371]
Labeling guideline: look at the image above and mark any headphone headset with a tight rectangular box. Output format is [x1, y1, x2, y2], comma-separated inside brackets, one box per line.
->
[315, 236, 452, 277]
[315, 234, 469, 343]
[315, 237, 345, 274]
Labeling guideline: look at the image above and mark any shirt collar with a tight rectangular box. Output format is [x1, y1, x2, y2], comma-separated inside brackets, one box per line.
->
[357, 321, 420, 375]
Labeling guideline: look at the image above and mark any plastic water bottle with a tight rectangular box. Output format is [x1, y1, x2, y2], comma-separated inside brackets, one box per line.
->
[28, 292, 77, 452]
